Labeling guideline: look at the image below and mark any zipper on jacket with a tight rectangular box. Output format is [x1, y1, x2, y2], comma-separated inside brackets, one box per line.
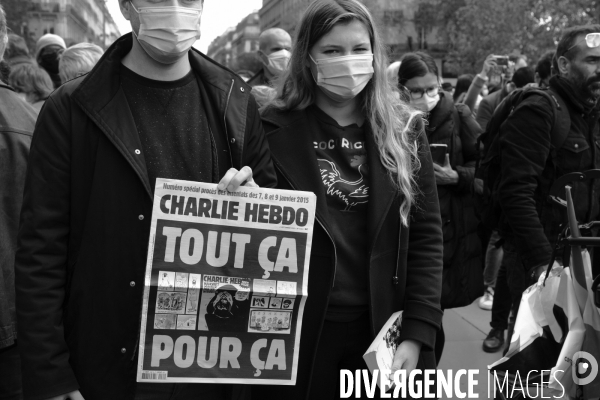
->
[223, 79, 235, 168]
[272, 158, 338, 287]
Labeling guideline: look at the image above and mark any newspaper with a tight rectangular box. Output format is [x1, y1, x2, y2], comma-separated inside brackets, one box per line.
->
[363, 311, 403, 390]
[137, 179, 316, 385]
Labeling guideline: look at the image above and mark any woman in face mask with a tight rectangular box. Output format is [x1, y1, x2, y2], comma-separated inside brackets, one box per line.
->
[398, 52, 483, 362]
[255, 1, 443, 398]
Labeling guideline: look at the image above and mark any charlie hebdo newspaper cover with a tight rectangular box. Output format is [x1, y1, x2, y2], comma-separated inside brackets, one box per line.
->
[137, 179, 316, 385]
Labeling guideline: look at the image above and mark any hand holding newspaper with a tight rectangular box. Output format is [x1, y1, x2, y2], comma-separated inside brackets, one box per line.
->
[137, 179, 316, 385]
[363, 311, 403, 391]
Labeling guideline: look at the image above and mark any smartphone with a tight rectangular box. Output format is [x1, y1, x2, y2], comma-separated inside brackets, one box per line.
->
[492, 55, 509, 66]
[430, 144, 448, 166]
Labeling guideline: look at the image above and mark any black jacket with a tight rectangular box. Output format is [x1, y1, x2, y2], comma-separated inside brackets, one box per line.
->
[0, 81, 36, 350]
[15, 34, 276, 400]
[252, 106, 443, 400]
[426, 93, 483, 309]
[498, 75, 600, 271]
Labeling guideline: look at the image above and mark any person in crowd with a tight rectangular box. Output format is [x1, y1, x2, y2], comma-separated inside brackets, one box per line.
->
[453, 74, 474, 103]
[457, 55, 497, 119]
[35, 33, 66, 88]
[248, 27, 292, 87]
[483, 24, 600, 354]
[397, 52, 483, 363]
[254, 1, 443, 398]
[14, 0, 276, 399]
[8, 63, 54, 114]
[476, 55, 528, 130]
[0, 5, 37, 400]
[5, 34, 35, 69]
[58, 42, 104, 82]
[534, 50, 554, 88]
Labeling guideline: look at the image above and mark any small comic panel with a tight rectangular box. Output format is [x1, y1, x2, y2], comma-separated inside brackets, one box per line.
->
[248, 310, 292, 334]
[269, 297, 282, 309]
[177, 315, 197, 330]
[156, 292, 187, 314]
[251, 296, 269, 309]
[188, 274, 201, 290]
[174, 272, 189, 292]
[154, 314, 176, 330]
[253, 279, 277, 296]
[197, 275, 252, 332]
[280, 298, 295, 310]
[158, 271, 175, 291]
[277, 281, 297, 298]
[186, 289, 200, 315]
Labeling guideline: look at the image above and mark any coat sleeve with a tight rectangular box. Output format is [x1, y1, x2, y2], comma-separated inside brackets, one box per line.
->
[454, 104, 482, 193]
[476, 95, 494, 131]
[242, 93, 277, 188]
[462, 74, 487, 113]
[15, 96, 80, 400]
[399, 131, 444, 350]
[497, 96, 554, 271]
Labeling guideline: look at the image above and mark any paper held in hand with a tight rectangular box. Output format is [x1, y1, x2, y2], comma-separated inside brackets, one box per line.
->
[363, 311, 403, 390]
[137, 179, 316, 385]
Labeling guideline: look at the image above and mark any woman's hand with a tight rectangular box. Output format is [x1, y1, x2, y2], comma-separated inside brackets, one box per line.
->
[217, 166, 258, 191]
[391, 339, 422, 377]
[433, 154, 459, 185]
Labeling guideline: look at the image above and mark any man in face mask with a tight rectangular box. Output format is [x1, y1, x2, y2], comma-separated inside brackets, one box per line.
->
[248, 28, 292, 87]
[35, 33, 66, 88]
[481, 25, 600, 355]
[14, 1, 276, 399]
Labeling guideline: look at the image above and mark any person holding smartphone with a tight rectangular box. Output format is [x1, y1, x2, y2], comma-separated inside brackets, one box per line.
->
[397, 52, 483, 363]
[254, 1, 443, 398]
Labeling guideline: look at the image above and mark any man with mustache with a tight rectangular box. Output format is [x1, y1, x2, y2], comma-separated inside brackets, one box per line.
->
[483, 25, 600, 352]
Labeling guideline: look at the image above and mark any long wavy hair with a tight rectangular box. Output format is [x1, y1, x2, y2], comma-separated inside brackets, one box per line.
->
[269, 0, 423, 226]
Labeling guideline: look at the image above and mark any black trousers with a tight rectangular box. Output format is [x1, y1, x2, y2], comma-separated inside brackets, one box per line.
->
[0, 342, 22, 400]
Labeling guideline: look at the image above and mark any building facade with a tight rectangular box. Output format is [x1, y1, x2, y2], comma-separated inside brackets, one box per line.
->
[207, 11, 261, 78]
[17, 0, 120, 50]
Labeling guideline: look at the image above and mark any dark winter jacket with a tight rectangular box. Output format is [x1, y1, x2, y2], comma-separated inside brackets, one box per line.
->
[498, 75, 600, 272]
[14, 34, 276, 400]
[252, 106, 444, 400]
[426, 92, 483, 309]
[476, 84, 510, 131]
[0, 81, 36, 350]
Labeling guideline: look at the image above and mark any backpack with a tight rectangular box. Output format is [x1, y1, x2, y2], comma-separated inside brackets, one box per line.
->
[473, 87, 571, 231]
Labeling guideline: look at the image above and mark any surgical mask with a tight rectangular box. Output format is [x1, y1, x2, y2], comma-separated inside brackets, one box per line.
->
[264, 49, 291, 76]
[410, 94, 440, 112]
[131, 2, 202, 65]
[310, 54, 374, 102]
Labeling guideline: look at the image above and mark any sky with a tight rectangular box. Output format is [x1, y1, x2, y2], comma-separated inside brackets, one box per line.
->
[106, 0, 263, 53]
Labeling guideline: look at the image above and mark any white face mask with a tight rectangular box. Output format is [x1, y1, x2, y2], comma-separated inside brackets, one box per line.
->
[131, 2, 202, 65]
[310, 54, 374, 102]
[264, 49, 291, 77]
[410, 94, 440, 112]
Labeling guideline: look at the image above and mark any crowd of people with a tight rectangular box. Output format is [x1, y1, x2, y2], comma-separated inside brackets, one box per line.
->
[1, 0, 600, 399]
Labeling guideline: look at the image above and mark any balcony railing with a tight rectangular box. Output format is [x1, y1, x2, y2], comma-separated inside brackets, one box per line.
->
[27, 2, 61, 13]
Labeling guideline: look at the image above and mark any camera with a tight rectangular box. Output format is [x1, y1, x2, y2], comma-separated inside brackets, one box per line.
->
[492, 55, 509, 66]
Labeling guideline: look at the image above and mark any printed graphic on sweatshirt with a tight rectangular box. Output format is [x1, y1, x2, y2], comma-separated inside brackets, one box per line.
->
[318, 154, 369, 212]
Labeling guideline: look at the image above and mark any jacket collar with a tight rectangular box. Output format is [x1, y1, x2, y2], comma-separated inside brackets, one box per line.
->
[262, 105, 397, 249]
[71, 33, 246, 198]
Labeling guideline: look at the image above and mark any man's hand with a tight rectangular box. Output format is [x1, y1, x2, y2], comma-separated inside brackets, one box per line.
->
[217, 166, 258, 191]
[391, 339, 422, 376]
[433, 154, 459, 185]
[47, 391, 84, 400]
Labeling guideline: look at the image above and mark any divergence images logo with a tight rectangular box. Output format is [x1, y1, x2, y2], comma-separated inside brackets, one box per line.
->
[572, 351, 599, 386]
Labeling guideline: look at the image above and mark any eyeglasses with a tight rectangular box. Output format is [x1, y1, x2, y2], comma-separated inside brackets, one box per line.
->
[564, 33, 600, 56]
[402, 85, 440, 100]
